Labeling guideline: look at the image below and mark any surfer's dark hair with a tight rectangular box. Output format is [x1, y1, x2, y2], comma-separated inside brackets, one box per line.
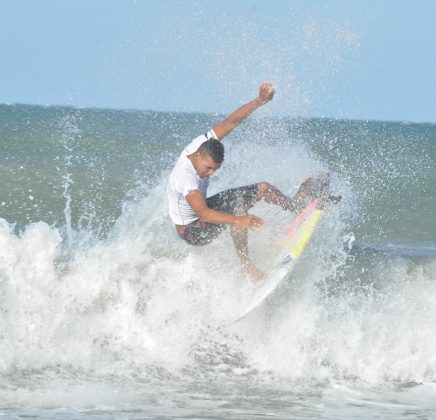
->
[198, 139, 224, 163]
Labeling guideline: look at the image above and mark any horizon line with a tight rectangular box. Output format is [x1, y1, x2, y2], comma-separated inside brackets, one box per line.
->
[1, 101, 435, 126]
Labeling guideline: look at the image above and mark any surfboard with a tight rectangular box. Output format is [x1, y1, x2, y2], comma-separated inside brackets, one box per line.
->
[235, 194, 326, 322]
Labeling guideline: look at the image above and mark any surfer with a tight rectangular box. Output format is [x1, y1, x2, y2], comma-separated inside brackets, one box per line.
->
[167, 82, 319, 281]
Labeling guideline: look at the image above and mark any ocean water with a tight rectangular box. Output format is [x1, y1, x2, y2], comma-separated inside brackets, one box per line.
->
[0, 103, 436, 419]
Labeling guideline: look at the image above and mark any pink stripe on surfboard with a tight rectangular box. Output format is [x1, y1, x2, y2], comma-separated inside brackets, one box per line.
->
[285, 198, 319, 238]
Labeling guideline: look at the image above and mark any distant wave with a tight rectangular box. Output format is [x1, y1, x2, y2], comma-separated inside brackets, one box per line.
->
[352, 241, 436, 257]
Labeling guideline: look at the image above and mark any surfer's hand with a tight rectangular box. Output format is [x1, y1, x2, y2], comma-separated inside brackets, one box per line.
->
[235, 214, 264, 231]
[258, 82, 275, 104]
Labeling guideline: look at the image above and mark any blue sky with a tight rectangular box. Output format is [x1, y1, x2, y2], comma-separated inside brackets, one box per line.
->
[1, 0, 435, 122]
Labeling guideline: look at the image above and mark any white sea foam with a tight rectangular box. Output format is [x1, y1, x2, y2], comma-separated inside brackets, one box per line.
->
[0, 137, 435, 418]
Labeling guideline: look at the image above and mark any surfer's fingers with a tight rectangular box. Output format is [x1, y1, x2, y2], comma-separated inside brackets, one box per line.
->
[249, 215, 264, 229]
[250, 215, 264, 224]
[259, 82, 275, 103]
[237, 214, 264, 231]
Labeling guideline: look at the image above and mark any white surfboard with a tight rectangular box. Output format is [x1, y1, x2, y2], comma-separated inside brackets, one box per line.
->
[235, 197, 324, 321]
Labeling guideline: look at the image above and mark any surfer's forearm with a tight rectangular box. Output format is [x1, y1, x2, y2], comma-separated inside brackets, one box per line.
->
[226, 98, 263, 126]
[213, 82, 275, 140]
[196, 208, 263, 230]
[212, 99, 261, 140]
[195, 207, 240, 225]
[186, 191, 263, 229]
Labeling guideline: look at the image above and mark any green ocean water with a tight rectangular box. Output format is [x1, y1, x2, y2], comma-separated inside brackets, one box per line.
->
[1, 103, 435, 248]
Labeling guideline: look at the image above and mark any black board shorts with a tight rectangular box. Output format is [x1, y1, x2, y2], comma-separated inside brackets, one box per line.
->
[181, 184, 259, 246]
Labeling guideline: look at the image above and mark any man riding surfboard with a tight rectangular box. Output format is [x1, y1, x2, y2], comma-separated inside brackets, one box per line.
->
[167, 83, 321, 281]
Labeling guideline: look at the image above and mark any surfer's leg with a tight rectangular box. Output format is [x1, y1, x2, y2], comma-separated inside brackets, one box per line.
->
[287, 174, 331, 212]
[254, 182, 294, 209]
[206, 185, 259, 214]
[206, 186, 265, 280]
[181, 219, 226, 246]
[230, 206, 265, 282]
[286, 177, 317, 212]
[208, 182, 296, 212]
[250, 181, 320, 213]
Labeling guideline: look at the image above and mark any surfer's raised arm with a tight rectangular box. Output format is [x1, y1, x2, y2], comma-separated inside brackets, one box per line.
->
[212, 82, 275, 140]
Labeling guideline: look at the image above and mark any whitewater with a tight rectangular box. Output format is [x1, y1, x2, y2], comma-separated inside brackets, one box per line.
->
[1, 104, 436, 418]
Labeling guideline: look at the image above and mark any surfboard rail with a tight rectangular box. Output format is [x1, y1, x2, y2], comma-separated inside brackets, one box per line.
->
[235, 196, 326, 322]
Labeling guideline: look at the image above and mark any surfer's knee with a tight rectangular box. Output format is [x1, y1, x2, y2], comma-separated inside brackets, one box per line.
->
[302, 177, 314, 187]
[257, 182, 271, 196]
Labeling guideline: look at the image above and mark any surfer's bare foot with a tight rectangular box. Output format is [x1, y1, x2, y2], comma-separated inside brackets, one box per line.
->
[243, 264, 266, 283]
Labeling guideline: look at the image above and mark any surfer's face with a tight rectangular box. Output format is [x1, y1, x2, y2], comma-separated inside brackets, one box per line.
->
[192, 152, 221, 178]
